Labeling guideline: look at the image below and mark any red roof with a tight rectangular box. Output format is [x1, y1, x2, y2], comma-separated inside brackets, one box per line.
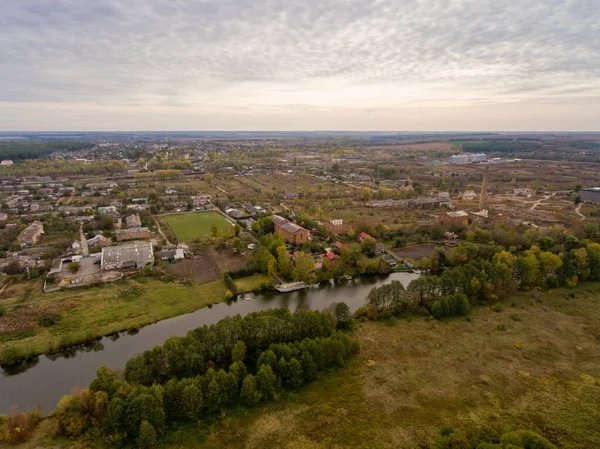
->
[325, 251, 338, 260]
[334, 241, 347, 250]
[357, 232, 372, 241]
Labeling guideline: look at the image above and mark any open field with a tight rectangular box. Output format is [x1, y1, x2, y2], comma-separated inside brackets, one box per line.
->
[164, 211, 232, 242]
[159, 284, 600, 449]
[392, 243, 443, 261]
[234, 274, 272, 293]
[0, 278, 227, 361]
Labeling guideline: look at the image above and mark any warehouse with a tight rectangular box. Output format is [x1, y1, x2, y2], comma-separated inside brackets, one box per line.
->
[100, 241, 154, 271]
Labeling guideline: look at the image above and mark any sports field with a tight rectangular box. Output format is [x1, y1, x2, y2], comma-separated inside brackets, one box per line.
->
[164, 211, 232, 241]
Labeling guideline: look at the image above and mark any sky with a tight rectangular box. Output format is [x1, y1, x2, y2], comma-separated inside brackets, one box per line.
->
[1, 0, 599, 131]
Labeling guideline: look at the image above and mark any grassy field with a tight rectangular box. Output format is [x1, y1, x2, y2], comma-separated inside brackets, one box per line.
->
[234, 274, 273, 293]
[164, 212, 233, 242]
[163, 284, 600, 449]
[0, 278, 227, 362]
[6, 284, 600, 448]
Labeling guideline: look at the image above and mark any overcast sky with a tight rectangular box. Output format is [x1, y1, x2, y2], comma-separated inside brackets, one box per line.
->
[1, 0, 599, 131]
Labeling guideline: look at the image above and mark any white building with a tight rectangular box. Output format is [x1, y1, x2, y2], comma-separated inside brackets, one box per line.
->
[1, 160, 13, 166]
[448, 155, 470, 165]
[468, 153, 487, 163]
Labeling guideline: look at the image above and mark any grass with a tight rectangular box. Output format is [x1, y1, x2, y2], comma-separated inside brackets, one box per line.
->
[234, 274, 273, 293]
[0, 278, 227, 362]
[164, 212, 233, 242]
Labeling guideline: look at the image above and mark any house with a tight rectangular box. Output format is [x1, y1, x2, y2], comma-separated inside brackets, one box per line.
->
[165, 187, 177, 194]
[226, 208, 244, 219]
[514, 188, 535, 198]
[334, 241, 347, 251]
[115, 227, 150, 241]
[272, 215, 310, 245]
[1, 160, 13, 166]
[192, 194, 211, 206]
[438, 210, 469, 226]
[126, 214, 142, 229]
[461, 190, 477, 200]
[17, 221, 44, 247]
[324, 251, 339, 261]
[87, 234, 112, 248]
[98, 206, 118, 215]
[101, 241, 154, 271]
[126, 204, 151, 212]
[160, 248, 185, 261]
[357, 232, 372, 242]
[71, 240, 81, 251]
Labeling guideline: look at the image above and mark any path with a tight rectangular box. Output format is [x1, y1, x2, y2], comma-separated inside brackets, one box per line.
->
[153, 217, 173, 246]
[575, 203, 585, 220]
[529, 193, 555, 210]
[215, 186, 229, 195]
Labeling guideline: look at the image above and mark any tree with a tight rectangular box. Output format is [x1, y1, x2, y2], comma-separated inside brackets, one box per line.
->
[334, 302, 353, 330]
[256, 365, 278, 401]
[137, 420, 157, 449]
[68, 262, 81, 274]
[276, 245, 293, 280]
[231, 340, 247, 363]
[90, 366, 117, 393]
[125, 392, 165, 437]
[293, 251, 314, 283]
[210, 224, 218, 238]
[181, 384, 203, 420]
[240, 374, 261, 405]
[286, 358, 304, 389]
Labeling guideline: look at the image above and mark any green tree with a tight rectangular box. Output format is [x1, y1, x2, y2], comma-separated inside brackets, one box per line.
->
[181, 384, 203, 420]
[334, 302, 353, 330]
[286, 358, 304, 389]
[276, 245, 293, 280]
[231, 340, 247, 363]
[206, 379, 222, 414]
[137, 420, 157, 449]
[68, 262, 81, 274]
[256, 365, 278, 401]
[90, 366, 117, 393]
[210, 223, 218, 238]
[293, 251, 314, 283]
[240, 374, 261, 405]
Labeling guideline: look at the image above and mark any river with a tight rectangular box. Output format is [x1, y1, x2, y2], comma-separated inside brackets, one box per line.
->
[0, 272, 420, 413]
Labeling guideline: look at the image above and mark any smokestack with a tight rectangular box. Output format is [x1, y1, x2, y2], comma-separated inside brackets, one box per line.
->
[479, 167, 489, 211]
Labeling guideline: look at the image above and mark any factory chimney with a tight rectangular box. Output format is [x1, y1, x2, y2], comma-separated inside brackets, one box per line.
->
[479, 167, 489, 211]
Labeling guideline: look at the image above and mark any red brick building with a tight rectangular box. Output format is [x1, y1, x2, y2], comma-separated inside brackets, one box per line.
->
[272, 215, 310, 245]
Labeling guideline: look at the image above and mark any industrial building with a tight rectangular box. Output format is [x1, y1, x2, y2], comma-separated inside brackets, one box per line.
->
[101, 241, 154, 271]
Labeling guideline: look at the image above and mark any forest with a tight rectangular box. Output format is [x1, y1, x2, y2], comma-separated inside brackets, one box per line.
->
[0, 142, 93, 161]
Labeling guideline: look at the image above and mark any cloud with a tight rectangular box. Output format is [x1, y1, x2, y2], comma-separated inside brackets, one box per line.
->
[1, 0, 599, 130]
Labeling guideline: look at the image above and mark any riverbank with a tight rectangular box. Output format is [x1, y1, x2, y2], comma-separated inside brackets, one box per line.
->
[5, 283, 600, 449]
[0, 277, 228, 365]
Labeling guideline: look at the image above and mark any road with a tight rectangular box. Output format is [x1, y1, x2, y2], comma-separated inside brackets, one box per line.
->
[575, 203, 585, 220]
[79, 224, 89, 256]
[153, 217, 173, 246]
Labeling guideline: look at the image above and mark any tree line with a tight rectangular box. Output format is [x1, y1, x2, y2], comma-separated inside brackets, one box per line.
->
[45, 309, 358, 448]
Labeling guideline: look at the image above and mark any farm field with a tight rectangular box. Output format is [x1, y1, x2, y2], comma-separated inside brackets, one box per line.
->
[164, 211, 232, 242]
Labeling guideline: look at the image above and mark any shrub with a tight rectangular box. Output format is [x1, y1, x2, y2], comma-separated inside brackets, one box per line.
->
[0, 305, 5, 317]
[492, 303, 504, 313]
[0, 407, 43, 445]
[500, 430, 556, 449]
[36, 313, 61, 327]
[0, 347, 25, 366]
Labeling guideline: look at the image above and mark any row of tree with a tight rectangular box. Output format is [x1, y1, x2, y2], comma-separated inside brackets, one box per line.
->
[52, 329, 358, 447]
[124, 308, 336, 386]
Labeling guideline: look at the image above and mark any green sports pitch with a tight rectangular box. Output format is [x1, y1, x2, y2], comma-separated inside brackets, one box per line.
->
[164, 212, 233, 241]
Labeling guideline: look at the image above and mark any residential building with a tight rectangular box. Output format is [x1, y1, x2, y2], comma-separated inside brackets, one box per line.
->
[160, 248, 185, 261]
[192, 194, 211, 206]
[99, 206, 118, 215]
[87, 234, 112, 248]
[116, 227, 150, 241]
[357, 232, 373, 242]
[17, 220, 44, 247]
[272, 215, 310, 244]
[226, 208, 244, 219]
[1, 160, 13, 166]
[100, 241, 154, 270]
[126, 214, 142, 228]
[514, 188, 535, 198]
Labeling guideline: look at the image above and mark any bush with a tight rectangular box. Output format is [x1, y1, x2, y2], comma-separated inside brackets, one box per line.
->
[0, 305, 5, 317]
[36, 313, 61, 327]
[500, 430, 556, 449]
[0, 407, 43, 445]
[0, 347, 26, 366]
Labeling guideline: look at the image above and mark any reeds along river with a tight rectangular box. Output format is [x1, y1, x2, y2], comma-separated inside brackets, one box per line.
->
[0, 272, 420, 414]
